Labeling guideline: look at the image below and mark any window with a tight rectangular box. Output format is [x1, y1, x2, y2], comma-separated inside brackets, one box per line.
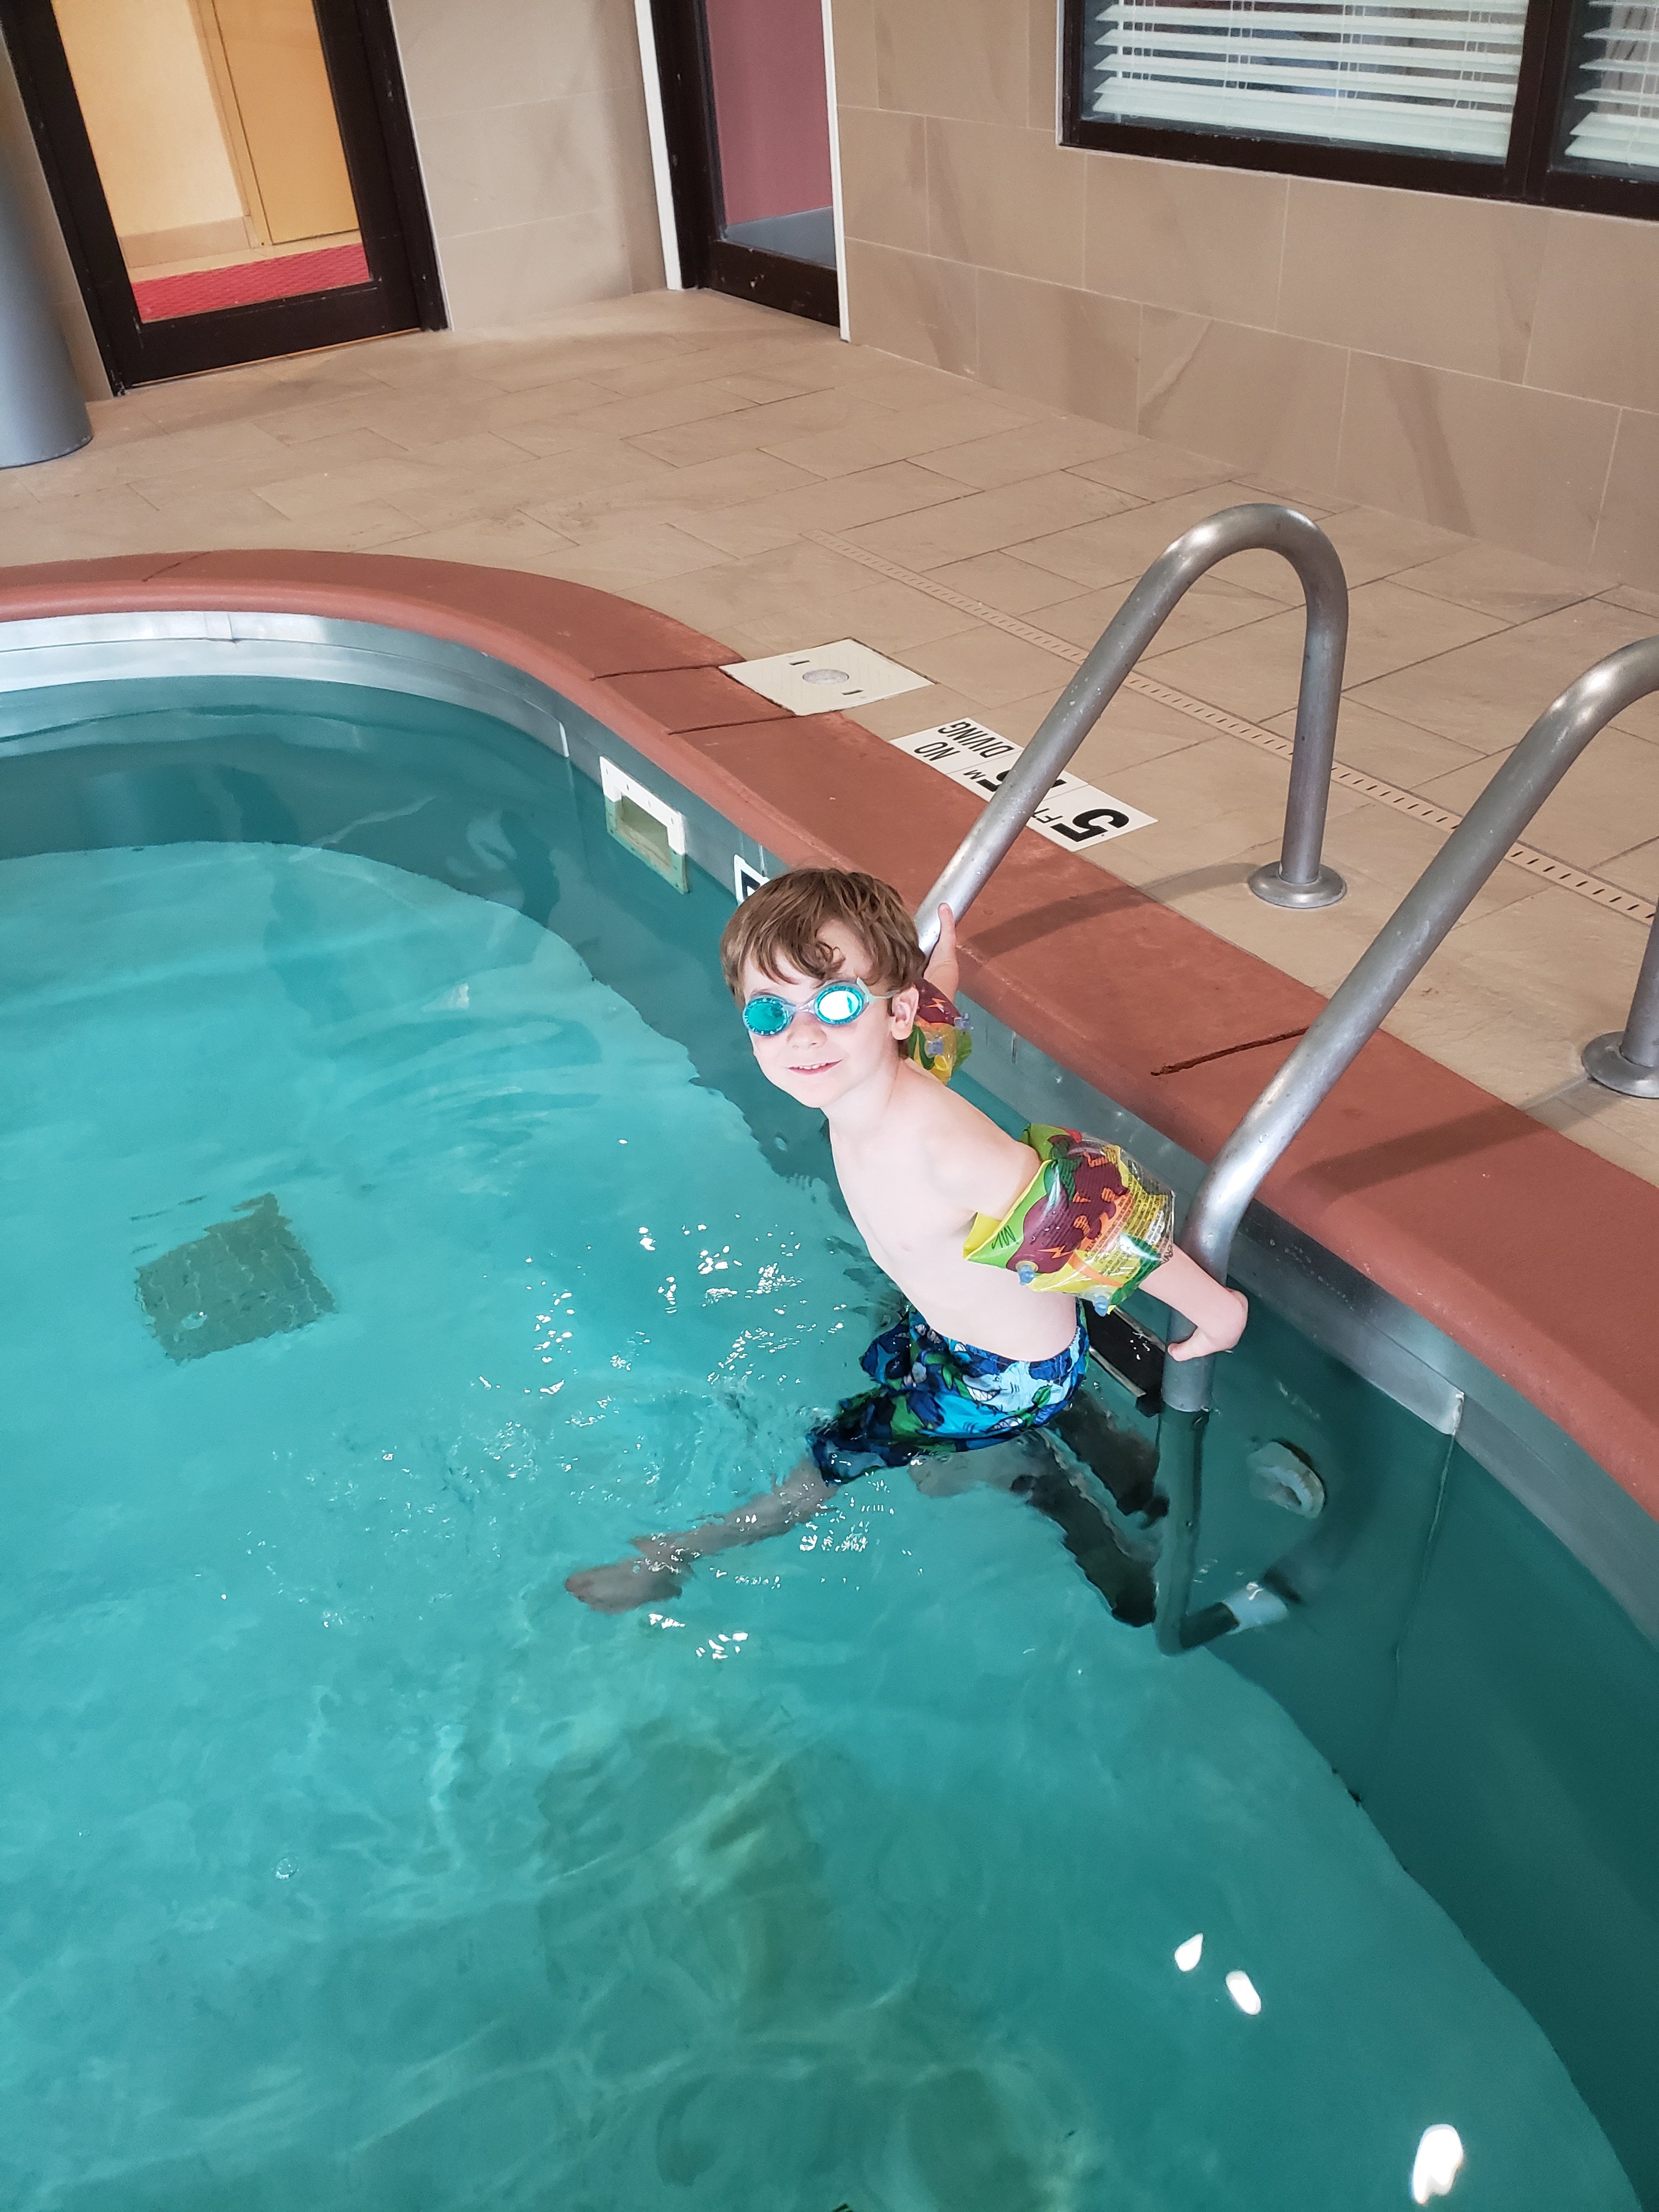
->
[1063, 0, 1659, 213]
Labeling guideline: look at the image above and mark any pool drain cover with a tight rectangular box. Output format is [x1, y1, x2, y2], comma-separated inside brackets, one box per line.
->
[137, 1194, 334, 1362]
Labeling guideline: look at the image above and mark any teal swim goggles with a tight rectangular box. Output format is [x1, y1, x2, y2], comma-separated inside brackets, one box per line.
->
[741, 979, 889, 1037]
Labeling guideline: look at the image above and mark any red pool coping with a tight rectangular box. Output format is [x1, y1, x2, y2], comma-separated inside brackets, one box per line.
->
[5, 548, 1657, 1520]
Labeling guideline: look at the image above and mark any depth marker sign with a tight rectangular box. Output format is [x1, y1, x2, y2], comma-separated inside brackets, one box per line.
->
[892, 719, 1156, 851]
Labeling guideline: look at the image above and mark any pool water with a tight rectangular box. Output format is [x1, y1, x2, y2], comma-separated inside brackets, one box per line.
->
[0, 735, 1639, 2208]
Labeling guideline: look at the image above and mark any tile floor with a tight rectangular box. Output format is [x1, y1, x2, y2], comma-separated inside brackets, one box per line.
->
[4, 287, 1657, 1189]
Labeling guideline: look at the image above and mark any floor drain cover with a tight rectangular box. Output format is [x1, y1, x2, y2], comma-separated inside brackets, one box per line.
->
[137, 1194, 334, 1363]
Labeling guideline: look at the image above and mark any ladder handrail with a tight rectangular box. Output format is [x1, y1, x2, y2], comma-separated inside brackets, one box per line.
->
[914, 501, 1351, 951]
[1156, 633, 1659, 1650]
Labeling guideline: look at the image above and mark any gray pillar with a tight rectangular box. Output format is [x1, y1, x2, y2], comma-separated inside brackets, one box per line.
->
[0, 130, 91, 467]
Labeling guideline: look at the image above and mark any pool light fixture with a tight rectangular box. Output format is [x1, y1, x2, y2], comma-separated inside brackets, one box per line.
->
[1412, 2125, 1465, 2203]
[721, 639, 930, 713]
[1173, 1934, 1203, 1972]
[1224, 1970, 1261, 2015]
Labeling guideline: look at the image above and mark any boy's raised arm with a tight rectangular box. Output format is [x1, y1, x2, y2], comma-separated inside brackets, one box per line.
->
[1143, 1249, 1249, 1362]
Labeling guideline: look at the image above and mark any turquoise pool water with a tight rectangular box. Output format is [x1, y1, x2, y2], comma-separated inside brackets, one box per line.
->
[0, 787, 1638, 2212]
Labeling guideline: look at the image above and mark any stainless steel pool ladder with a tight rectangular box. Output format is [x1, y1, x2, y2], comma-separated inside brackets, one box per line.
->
[915, 500, 1353, 946]
[915, 518, 1659, 1650]
[1153, 634, 1659, 1650]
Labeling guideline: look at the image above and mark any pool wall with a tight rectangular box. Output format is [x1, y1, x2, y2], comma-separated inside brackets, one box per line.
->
[3, 551, 1658, 2197]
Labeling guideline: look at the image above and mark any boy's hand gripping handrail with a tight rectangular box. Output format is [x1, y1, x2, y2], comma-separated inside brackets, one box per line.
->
[1155, 633, 1659, 1651]
[913, 501, 1351, 953]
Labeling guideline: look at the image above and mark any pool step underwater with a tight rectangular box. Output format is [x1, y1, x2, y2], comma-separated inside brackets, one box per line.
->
[135, 1193, 334, 1363]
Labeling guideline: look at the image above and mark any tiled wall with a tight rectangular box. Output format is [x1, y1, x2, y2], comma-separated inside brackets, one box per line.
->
[831, 0, 1659, 589]
[390, 0, 663, 328]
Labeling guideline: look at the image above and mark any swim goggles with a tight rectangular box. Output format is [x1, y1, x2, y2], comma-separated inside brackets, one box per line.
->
[741, 979, 889, 1037]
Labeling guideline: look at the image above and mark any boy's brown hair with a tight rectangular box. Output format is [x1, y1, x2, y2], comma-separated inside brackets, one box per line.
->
[720, 867, 925, 998]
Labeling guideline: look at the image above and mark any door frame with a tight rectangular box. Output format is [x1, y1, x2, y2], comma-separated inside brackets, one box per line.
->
[0, 0, 445, 392]
[643, 0, 842, 328]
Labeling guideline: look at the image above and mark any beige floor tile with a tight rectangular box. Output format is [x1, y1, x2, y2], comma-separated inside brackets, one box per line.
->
[374, 514, 580, 569]
[1026, 572, 1286, 657]
[1070, 441, 1236, 502]
[1390, 540, 1596, 623]
[839, 360, 1036, 412]
[1009, 482, 1324, 601]
[543, 519, 737, 582]
[917, 415, 1144, 490]
[664, 507, 804, 560]
[843, 471, 1136, 569]
[1526, 1079, 1659, 1189]
[736, 459, 969, 534]
[1601, 583, 1659, 622]
[1264, 695, 1486, 790]
[904, 624, 1079, 707]
[917, 549, 1088, 614]
[1317, 505, 1471, 586]
[1417, 725, 1659, 870]
[1351, 596, 1659, 750]
[625, 387, 894, 469]
[765, 394, 1034, 478]
[1600, 837, 1659, 900]
[833, 580, 984, 655]
[1144, 579, 1509, 723]
[1397, 885, 1652, 1073]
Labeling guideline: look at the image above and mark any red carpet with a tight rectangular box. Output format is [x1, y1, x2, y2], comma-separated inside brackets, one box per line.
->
[132, 241, 370, 324]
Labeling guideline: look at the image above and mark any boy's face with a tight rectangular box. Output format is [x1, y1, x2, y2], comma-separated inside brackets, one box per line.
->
[738, 919, 920, 1111]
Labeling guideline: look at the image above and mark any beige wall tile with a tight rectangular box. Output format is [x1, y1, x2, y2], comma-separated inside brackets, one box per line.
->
[1526, 211, 1659, 414]
[1592, 409, 1659, 592]
[845, 243, 978, 376]
[1084, 155, 1287, 326]
[873, 0, 1030, 125]
[1029, 0, 1060, 131]
[977, 268, 1139, 427]
[1279, 181, 1546, 382]
[829, 0, 879, 109]
[415, 100, 616, 236]
[838, 106, 929, 255]
[437, 208, 636, 328]
[927, 120, 1086, 285]
[1338, 353, 1619, 571]
[1139, 312, 1347, 493]
[393, 0, 608, 110]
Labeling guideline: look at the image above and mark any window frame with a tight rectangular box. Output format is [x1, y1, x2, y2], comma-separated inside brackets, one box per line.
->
[1061, 0, 1659, 221]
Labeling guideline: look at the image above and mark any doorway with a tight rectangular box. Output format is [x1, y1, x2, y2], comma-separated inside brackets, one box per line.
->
[1, 0, 443, 390]
[649, 0, 839, 328]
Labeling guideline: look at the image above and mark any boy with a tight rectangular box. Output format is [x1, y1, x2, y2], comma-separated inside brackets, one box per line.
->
[567, 869, 1245, 1613]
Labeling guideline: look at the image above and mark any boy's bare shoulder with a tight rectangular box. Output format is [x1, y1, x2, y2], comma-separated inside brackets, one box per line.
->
[891, 1065, 1034, 1207]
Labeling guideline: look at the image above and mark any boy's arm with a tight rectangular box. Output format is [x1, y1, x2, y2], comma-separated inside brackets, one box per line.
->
[1144, 1248, 1248, 1361]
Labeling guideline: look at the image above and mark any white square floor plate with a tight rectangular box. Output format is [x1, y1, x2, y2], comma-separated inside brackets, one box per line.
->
[721, 639, 931, 714]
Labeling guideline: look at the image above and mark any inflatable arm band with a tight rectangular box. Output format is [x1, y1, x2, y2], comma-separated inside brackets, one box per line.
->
[963, 1124, 1175, 1307]
[905, 979, 972, 1085]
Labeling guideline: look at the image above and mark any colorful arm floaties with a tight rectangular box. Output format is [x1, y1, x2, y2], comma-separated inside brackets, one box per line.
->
[963, 1123, 1175, 1312]
[905, 979, 973, 1084]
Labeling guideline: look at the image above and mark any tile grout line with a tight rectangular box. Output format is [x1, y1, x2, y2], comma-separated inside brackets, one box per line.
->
[809, 529, 1656, 928]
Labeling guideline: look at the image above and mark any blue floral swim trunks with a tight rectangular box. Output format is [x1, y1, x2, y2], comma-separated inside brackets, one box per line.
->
[810, 1306, 1088, 1485]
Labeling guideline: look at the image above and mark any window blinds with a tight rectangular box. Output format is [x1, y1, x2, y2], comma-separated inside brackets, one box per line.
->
[1085, 0, 1528, 157]
[1561, 1, 1659, 171]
